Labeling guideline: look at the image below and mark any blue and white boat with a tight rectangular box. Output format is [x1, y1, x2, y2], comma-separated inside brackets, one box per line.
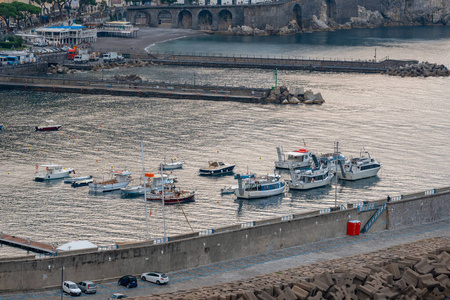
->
[235, 173, 286, 199]
[199, 161, 235, 176]
[64, 175, 93, 184]
[287, 165, 334, 190]
[275, 146, 313, 169]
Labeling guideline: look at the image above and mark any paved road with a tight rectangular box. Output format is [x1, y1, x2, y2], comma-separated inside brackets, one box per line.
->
[1, 219, 449, 300]
[91, 28, 204, 53]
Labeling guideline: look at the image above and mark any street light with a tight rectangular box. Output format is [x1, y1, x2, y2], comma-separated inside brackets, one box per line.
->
[61, 266, 65, 300]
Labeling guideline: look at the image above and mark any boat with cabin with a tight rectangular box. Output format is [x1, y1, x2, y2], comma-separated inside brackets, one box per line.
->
[35, 120, 62, 131]
[160, 159, 184, 170]
[319, 152, 346, 174]
[338, 150, 382, 181]
[34, 164, 75, 181]
[120, 173, 176, 195]
[235, 172, 286, 199]
[199, 161, 235, 176]
[287, 165, 334, 190]
[275, 146, 313, 169]
[89, 170, 132, 192]
[146, 179, 195, 204]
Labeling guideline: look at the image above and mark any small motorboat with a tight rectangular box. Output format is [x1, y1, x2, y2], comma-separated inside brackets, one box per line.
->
[287, 165, 334, 190]
[147, 189, 195, 205]
[220, 185, 239, 195]
[160, 159, 184, 170]
[235, 172, 286, 199]
[121, 173, 177, 196]
[199, 161, 235, 176]
[89, 170, 132, 192]
[71, 178, 94, 187]
[36, 120, 62, 131]
[35, 164, 75, 181]
[64, 175, 93, 184]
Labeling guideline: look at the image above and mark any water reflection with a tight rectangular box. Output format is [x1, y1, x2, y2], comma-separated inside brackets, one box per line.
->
[235, 194, 284, 215]
[339, 176, 381, 190]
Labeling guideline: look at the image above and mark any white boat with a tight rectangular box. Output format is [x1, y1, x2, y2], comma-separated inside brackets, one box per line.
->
[34, 164, 75, 181]
[287, 165, 334, 190]
[71, 178, 94, 187]
[160, 159, 184, 170]
[338, 150, 382, 181]
[235, 173, 286, 199]
[275, 146, 313, 169]
[35, 120, 62, 131]
[220, 185, 239, 195]
[120, 173, 176, 195]
[64, 175, 93, 183]
[89, 170, 132, 192]
[319, 152, 346, 174]
[199, 161, 236, 176]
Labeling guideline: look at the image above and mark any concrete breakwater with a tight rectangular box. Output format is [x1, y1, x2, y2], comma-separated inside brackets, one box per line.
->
[0, 186, 448, 292]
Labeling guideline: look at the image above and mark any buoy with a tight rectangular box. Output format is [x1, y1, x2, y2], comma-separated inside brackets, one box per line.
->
[97, 168, 99, 171]
[259, 157, 261, 159]
[98, 148, 100, 151]
[217, 150, 219, 153]
[198, 134, 200, 137]
[35, 166, 38, 170]
[111, 166, 113, 168]
[217, 200, 219, 204]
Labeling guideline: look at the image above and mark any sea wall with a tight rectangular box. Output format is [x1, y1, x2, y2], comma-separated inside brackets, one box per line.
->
[0, 187, 448, 292]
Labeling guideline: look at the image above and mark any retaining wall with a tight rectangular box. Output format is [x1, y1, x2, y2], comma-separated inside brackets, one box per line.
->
[0, 187, 448, 292]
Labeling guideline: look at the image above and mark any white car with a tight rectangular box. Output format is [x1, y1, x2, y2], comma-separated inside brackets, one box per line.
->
[108, 293, 127, 299]
[62, 280, 81, 296]
[141, 272, 169, 285]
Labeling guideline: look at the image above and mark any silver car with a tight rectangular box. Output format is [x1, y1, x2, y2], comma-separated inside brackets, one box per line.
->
[77, 280, 97, 294]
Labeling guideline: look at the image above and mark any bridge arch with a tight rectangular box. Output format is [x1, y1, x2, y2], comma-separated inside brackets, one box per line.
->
[178, 10, 193, 29]
[218, 9, 232, 31]
[158, 10, 173, 27]
[117, 12, 123, 21]
[292, 4, 302, 29]
[198, 10, 213, 30]
[134, 11, 150, 25]
[123, 11, 127, 21]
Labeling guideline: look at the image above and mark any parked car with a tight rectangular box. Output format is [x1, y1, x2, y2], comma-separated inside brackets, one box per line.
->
[118, 275, 137, 288]
[76, 280, 97, 294]
[108, 293, 127, 300]
[62, 280, 82, 296]
[141, 272, 169, 285]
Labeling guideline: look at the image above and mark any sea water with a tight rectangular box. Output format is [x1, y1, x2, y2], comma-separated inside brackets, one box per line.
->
[0, 26, 449, 258]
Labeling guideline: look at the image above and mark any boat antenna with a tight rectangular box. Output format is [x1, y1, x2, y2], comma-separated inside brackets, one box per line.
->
[161, 162, 166, 241]
[141, 141, 149, 240]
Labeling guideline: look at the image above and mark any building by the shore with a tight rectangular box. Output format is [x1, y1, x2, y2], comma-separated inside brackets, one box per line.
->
[33, 24, 97, 46]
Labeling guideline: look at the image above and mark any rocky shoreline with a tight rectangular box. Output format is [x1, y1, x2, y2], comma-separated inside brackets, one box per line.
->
[384, 62, 450, 77]
[133, 237, 450, 300]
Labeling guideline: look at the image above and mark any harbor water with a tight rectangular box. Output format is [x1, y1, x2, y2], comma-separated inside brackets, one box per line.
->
[0, 26, 449, 258]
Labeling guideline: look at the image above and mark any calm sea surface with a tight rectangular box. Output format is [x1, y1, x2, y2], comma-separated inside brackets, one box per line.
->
[0, 26, 449, 258]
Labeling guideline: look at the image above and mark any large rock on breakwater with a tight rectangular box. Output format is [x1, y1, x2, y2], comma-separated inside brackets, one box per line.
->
[132, 238, 450, 300]
[265, 86, 325, 105]
[385, 62, 450, 77]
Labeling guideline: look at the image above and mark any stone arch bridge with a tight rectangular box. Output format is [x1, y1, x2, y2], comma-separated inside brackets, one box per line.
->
[110, 0, 367, 31]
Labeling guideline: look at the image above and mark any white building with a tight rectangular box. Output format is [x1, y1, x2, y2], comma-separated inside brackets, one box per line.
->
[34, 25, 97, 46]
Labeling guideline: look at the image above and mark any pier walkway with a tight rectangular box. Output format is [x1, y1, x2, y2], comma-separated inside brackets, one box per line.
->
[0, 219, 448, 299]
[0, 233, 56, 255]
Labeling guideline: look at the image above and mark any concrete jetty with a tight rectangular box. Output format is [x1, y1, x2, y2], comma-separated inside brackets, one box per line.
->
[0, 232, 56, 255]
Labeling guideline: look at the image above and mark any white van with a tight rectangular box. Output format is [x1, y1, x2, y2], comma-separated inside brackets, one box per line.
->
[62, 281, 82, 296]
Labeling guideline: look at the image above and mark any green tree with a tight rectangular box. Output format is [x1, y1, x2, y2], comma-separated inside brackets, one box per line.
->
[0, 3, 18, 30]
[77, 0, 97, 17]
[10, 2, 41, 29]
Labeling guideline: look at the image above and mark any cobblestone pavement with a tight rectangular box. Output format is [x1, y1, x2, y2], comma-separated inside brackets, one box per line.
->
[0, 219, 449, 300]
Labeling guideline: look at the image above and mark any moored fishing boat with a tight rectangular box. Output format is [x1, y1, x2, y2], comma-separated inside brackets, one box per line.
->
[220, 185, 239, 195]
[71, 178, 94, 187]
[235, 172, 286, 199]
[319, 152, 346, 174]
[275, 146, 313, 169]
[35, 120, 62, 131]
[199, 161, 235, 176]
[146, 189, 195, 205]
[64, 175, 93, 184]
[34, 164, 75, 181]
[287, 165, 334, 190]
[120, 173, 176, 195]
[338, 150, 382, 181]
[89, 170, 132, 192]
[160, 159, 184, 170]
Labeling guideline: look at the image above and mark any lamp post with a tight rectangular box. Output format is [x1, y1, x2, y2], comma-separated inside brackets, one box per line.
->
[61, 266, 65, 300]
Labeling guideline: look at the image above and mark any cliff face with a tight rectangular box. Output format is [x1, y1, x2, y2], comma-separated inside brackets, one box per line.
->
[380, 0, 450, 25]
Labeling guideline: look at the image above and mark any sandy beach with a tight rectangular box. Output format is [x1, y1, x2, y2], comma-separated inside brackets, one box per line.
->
[91, 27, 205, 52]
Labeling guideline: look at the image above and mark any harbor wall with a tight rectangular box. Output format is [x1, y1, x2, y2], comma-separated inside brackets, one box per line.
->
[0, 187, 448, 292]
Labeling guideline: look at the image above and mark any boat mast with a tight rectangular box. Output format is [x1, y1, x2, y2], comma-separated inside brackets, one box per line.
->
[161, 162, 166, 240]
[141, 141, 149, 240]
[334, 141, 339, 207]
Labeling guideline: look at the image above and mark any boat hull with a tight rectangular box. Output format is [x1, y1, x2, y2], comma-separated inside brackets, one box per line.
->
[199, 165, 235, 176]
[288, 174, 334, 190]
[146, 192, 195, 204]
[64, 176, 93, 183]
[235, 183, 286, 199]
[338, 167, 381, 181]
[89, 180, 131, 192]
[35, 170, 73, 181]
[162, 162, 184, 170]
[36, 125, 62, 131]
[71, 179, 93, 187]
[275, 161, 310, 169]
